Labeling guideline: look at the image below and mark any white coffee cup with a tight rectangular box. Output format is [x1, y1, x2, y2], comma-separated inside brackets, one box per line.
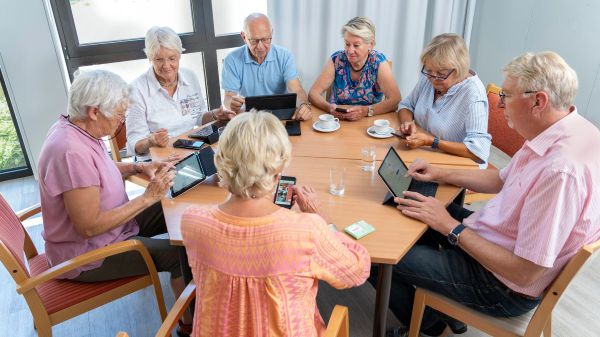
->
[318, 114, 339, 130]
[373, 119, 391, 134]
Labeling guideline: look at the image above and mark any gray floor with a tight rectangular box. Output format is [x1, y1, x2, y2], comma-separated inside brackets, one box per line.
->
[1, 163, 599, 336]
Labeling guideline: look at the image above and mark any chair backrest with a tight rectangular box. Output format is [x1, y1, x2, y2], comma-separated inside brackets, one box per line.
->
[486, 83, 526, 157]
[524, 238, 600, 335]
[0, 194, 34, 283]
[109, 123, 127, 162]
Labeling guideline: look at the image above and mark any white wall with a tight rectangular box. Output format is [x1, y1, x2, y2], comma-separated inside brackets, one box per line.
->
[0, 1, 68, 178]
[470, 0, 600, 127]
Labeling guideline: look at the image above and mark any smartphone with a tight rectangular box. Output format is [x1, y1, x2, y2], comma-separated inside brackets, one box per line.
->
[391, 131, 407, 139]
[335, 107, 348, 113]
[285, 120, 301, 136]
[274, 176, 296, 208]
[172, 139, 205, 150]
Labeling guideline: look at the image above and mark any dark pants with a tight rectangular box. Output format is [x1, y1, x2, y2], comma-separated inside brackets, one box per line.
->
[73, 202, 181, 282]
[369, 203, 540, 333]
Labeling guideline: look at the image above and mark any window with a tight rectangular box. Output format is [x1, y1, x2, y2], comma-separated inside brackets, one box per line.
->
[0, 69, 32, 181]
[50, 0, 266, 109]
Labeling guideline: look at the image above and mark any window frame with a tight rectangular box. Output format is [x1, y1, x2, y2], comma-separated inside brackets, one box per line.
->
[49, 0, 244, 109]
[0, 69, 33, 181]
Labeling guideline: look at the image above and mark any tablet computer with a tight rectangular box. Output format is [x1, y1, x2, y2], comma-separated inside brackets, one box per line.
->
[377, 147, 438, 199]
[170, 152, 207, 197]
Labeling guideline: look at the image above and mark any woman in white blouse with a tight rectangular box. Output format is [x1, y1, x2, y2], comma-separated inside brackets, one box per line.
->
[397, 33, 491, 163]
[126, 26, 235, 160]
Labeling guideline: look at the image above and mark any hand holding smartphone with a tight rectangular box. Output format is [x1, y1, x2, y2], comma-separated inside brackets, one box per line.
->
[172, 139, 205, 150]
[391, 131, 407, 139]
[334, 107, 348, 113]
[274, 176, 296, 208]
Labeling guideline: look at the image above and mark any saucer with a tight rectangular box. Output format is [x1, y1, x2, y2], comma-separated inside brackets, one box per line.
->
[313, 121, 340, 133]
[367, 126, 394, 138]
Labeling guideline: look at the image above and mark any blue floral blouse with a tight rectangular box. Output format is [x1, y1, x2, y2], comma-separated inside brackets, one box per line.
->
[329, 50, 386, 105]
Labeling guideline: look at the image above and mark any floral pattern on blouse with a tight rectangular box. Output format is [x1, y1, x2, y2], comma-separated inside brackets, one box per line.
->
[329, 50, 386, 105]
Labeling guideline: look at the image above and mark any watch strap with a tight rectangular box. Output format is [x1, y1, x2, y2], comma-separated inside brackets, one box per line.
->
[432, 136, 440, 149]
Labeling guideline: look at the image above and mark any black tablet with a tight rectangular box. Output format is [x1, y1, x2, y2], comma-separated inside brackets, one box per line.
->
[170, 152, 206, 197]
[377, 147, 438, 199]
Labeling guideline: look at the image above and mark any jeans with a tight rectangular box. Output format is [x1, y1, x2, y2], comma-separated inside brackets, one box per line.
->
[369, 203, 541, 333]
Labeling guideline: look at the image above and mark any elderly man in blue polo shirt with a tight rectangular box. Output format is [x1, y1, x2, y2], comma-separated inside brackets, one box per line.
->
[222, 13, 312, 120]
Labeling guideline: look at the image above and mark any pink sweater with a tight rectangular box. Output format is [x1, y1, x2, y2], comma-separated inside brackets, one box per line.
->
[181, 206, 371, 337]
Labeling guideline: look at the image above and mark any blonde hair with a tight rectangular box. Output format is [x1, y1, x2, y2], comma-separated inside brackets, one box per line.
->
[215, 111, 291, 198]
[341, 16, 376, 44]
[421, 33, 470, 79]
[503, 51, 578, 110]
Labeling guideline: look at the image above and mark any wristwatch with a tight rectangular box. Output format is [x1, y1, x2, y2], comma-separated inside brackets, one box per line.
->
[367, 105, 374, 117]
[447, 223, 466, 246]
[432, 136, 440, 149]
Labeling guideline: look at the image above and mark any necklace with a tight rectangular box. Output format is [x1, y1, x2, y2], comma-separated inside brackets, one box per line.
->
[350, 61, 367, 72]
[65, 115, 122, 141]
[159, 75, 178, 89]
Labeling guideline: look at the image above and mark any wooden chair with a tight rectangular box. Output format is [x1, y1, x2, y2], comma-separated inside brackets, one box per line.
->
[118, 282, 350, 337]
[0, 194, 167, 337]
[464, 83, 526, 204]
[407, 239, 600, 337]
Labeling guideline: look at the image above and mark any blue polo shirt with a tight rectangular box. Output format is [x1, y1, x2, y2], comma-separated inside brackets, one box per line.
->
[221, 44, 298, 97]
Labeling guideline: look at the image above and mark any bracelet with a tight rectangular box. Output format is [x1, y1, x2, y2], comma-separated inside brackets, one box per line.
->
[133, 162, 143, 174]
[299, 102, 311, 109]
[211, 109, 218, 120]
[327, 223, 338, 233]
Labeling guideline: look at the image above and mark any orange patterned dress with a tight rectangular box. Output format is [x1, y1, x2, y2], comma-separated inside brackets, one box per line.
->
[181, 206, 371, 337]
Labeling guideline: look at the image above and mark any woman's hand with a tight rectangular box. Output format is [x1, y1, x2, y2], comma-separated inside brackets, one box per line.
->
[142, 163, 176, 203]
[139, 155, 181, 179]
[292, 185, 331, 223]
[399, 120, 416, 137]
[404, 131, 434, 149]
[344, 105, 368, 121]
[149, 128, 169, 147]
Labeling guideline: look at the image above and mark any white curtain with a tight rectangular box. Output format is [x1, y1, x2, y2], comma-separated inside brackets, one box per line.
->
[268, 0, 476, 97]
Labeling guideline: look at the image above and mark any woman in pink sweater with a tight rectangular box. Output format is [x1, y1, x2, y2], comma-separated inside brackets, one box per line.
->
[181, 111, 370, 337]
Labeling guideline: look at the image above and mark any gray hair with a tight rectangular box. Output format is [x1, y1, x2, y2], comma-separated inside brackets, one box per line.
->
[68, 70, 129, 120]
[503, 51, 578, 110]
[215, 110, 291, 199]
[243, 13, 272, 35]
[144, 26, 184, 60]
[341, 17, 376, 44]
[421, 33, 470, 79]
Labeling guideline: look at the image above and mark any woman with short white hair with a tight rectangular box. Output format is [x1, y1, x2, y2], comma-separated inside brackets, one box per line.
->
[309, 16, 401, 121]
[38, 69, 193, 336]
[180, 111, 370, 336]
[397, 33, 492, 163]
[126, 26, 235, 160]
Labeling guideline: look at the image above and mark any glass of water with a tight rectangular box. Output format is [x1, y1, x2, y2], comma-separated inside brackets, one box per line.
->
[361, 146, 376, 171]
[329, 167, 346, 196]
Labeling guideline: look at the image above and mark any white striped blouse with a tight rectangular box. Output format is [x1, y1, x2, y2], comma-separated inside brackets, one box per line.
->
[398, 71, 492, 163]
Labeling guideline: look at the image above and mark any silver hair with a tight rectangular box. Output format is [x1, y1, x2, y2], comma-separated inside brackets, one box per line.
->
[243, 13, 272, 35]
[68, 69, 129, 120]
[503, 51, 578, 110]
[143, 26, 184, 60]
[341, 16, 376, 44]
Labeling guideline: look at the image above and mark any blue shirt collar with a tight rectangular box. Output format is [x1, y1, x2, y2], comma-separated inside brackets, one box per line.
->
[243, 45, 276, 64]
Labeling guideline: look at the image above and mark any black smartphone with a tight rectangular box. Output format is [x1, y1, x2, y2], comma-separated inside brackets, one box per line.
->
[172, 139, 205, 150]
[285, 120, 301, 136]
[274, 176, 296, 208]
[335, 107, 348, 113]
[391, 131, 407, 139]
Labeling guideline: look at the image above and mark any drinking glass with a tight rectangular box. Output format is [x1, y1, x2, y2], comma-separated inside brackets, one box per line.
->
[329, 167, 346, 196]
[361, 146, 376, 171]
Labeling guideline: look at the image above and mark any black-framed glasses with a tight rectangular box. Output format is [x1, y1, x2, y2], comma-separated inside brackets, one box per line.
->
[498, 91, 538, 104]
[421, 66, 455, 81]
[247, 37, 272, 46]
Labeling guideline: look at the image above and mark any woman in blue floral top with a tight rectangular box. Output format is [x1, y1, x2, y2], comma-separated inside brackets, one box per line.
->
[309, 17, 400, 121]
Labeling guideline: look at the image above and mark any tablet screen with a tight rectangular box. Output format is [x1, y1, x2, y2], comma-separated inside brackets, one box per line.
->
[378, 147, 412, 197]
[171, 153, 206, 197]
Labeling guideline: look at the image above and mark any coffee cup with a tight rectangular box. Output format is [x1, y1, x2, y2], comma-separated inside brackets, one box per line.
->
[318, 114, 339, 130]
[373, 119, 391, 134]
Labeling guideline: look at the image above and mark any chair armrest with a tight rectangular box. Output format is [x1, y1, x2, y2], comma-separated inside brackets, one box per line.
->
[16, 204, 42, 221]
[17, 239, 156, 294]
[155, 282, 196, 337]
[325, 305, 349, 337]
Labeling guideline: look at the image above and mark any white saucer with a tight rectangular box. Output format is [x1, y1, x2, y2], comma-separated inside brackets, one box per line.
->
[313, 121, 340, 133]
[367, 126, 394, 138]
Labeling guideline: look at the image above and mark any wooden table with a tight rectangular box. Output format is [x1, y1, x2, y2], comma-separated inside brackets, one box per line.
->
[151, 109, 478, 337]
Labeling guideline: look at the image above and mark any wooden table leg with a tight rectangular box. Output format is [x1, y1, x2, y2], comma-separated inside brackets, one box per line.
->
[373, 263, 393, 337]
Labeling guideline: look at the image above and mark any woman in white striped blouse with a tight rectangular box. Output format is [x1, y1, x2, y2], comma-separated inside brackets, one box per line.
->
[397, 33, 491, 163]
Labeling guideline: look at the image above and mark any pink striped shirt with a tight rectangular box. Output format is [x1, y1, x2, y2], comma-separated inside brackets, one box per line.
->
[464, 109, 600, 297]
[181, 206, 371, 337]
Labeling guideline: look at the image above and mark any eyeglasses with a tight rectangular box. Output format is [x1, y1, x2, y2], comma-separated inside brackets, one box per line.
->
[421, 66, 455, 81]
[498, 91, 538, 104]
[152, 56, 180, 65]
[247, 37, 272, 46]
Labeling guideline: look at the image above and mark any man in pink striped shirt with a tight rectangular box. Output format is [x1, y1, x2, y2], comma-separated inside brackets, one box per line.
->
[377, 51, 600, 337]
